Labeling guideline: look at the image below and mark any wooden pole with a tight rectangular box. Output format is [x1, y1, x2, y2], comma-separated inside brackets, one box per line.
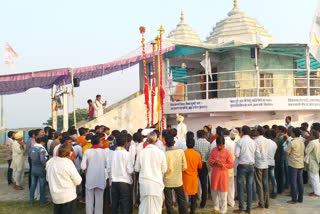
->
[63, 86, 69, 132]
[51, 88, 58, 130]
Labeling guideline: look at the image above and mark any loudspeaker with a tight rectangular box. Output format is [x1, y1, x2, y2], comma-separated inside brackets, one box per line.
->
[73, 78, 80, 87]
[250, 47, 260, 58]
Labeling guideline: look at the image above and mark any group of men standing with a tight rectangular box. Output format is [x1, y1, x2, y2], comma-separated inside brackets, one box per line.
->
[4, 117, 320, 214]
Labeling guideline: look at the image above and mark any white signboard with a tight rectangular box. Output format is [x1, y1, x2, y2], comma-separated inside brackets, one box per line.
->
[164, 96, 320, 114]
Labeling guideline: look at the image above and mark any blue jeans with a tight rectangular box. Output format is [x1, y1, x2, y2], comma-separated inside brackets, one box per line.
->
[268, 166, 277, 197]
[88, 117, 96, 121]
[281, 155, 289, 188]
[237, 165, 254, 212]
[30, 174, 46, 204]
[288, 166, 304, 202]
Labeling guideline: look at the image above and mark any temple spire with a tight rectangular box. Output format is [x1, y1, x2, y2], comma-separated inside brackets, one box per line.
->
[180, 11, 184, 23]
[234, 0, 238, 9]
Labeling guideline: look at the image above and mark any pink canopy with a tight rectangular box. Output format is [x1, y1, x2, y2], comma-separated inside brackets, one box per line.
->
[0, 41, 175, 95]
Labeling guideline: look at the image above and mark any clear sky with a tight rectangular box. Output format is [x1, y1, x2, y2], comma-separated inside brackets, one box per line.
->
[0, 0, 318, 129]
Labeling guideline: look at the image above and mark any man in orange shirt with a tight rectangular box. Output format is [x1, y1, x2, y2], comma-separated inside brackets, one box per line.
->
[209, 136, 234, 214]
[183, 137, 202, 214]
[76, 128, 89, 147]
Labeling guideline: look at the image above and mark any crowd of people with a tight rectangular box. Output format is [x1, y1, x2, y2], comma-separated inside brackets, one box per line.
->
[4, 115, 320, 214]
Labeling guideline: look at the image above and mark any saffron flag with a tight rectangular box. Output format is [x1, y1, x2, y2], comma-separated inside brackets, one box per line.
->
[4, 42, 19, 70]
[309, 0, 320, 62]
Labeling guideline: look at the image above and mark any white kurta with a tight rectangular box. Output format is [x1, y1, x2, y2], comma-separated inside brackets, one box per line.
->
[135, 144, 167, 214]
[93, 100, 106, 117]
[11, 140, 25, 186]
[11, 140, 25, 171]
[81, 148, 108, 189]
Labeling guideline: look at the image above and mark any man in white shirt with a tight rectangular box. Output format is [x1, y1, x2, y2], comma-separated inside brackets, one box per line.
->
[135, 132, 167, 214]
[93, 94, 107, 118]
[265, 130, 278, 199]
[223, 129, 236, 207]
[108, 134, 134, 214]
[254, 126, 270, 209]
[46, 144, 82, 213]
[81, 134, 108, 214]
[154, 130, 166, 152]
[234, 126, 260, 214]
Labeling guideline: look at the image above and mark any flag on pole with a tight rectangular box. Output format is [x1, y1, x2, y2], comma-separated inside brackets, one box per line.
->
[309, 1, 320, 62]
[256, 32, 269, 49]
[200, 51, 212, 80]
[4, 42, 19, 70]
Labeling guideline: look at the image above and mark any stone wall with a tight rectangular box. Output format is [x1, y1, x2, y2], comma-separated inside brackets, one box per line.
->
[82, 92, 158, 134]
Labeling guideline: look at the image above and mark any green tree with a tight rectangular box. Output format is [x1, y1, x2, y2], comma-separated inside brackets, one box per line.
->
[44, 108, 88, 130]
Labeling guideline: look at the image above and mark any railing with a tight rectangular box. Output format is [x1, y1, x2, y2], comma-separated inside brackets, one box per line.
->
[166, 68, 320, 101]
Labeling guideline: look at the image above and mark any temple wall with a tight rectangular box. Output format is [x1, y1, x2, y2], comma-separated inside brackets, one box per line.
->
[212, 51, 236, 98]
[235, 49, 295, 97]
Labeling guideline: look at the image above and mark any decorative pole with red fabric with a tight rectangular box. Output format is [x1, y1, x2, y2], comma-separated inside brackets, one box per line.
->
[140, 26, 150, 127]
[159, 25, 165, 131]
[155, 36, 161, 132]
[151, 41, 156, 126]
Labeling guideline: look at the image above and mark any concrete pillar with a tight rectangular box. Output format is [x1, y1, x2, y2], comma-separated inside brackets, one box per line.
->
[52, 96, 58, 130]
[63, 88, 69, 132]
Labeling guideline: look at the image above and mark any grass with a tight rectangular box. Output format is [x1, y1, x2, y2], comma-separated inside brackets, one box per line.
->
[0, 201, 86, 214]
[0, 201, 219, 214]
[0, 159, 7, 164]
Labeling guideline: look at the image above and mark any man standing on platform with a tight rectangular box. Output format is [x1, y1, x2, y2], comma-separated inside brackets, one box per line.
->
[86, 99, 95, 121]
[93, 95, 107, 118]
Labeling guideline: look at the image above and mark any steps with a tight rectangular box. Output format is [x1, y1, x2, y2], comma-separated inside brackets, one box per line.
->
[78, 91, 159, 134]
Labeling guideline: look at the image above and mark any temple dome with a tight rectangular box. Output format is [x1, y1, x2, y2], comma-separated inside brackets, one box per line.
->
[206, 2, 276, 45]
[167, 12, 202, 45]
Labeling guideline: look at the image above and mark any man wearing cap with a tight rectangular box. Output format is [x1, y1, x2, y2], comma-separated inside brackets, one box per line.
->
[5, 131, 16, 187]
[11, 132, 25, 190]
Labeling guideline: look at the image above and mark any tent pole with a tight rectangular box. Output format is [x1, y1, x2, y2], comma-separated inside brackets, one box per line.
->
[1, 96, 4, 144]
[70, 69, 77, 128]
[51, 88, 58, 130]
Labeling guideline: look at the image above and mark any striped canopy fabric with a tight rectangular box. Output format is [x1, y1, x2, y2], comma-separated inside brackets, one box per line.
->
[0, 41, 175, 95]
